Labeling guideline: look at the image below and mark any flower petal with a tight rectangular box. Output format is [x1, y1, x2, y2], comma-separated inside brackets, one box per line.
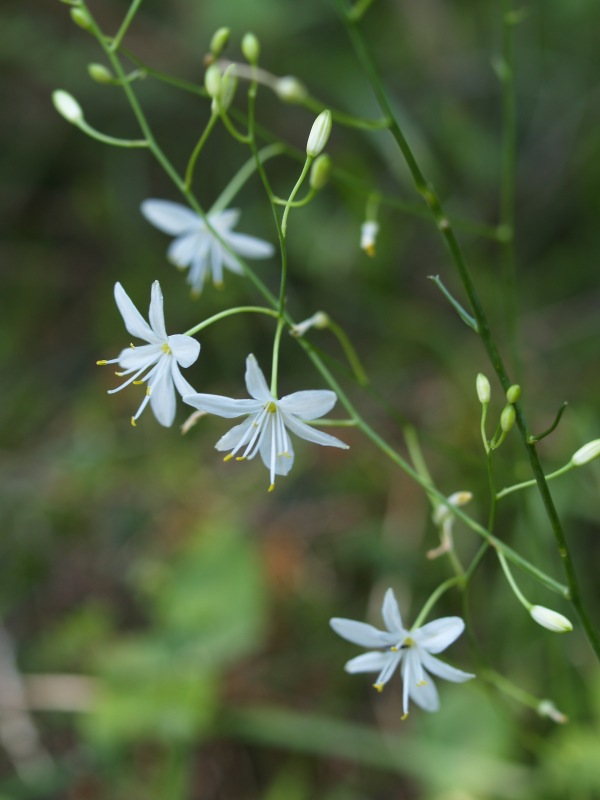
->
[344, 651, 391, 675]
[183, 393, 261, 418]
[245, 354, 272, 402]
[114, 283, 158, 343]
[148, 280, 168, 341]
[170, 362, 197, 399]
[374, 650, 403, 687]
[329, 618, 396, 648]
[117, 343, 162, 370]
[167, 334, 201, 369]
[381, 588, 405, 635]
[282, 414, 349, 449]
[224, 231, 275, 260]
[259, 428, 295, 476]
[214, 417, 257, 452]
[419, 650, 475, 683]
[413, 617, 464, 654]
[209, 208, 241, 232]
[219, 246, 245, 275]
[148, 359, 176, 427]
[141, 199, 200, 235]
[168, 233, 202, 269]
[278, 390, 337, 419]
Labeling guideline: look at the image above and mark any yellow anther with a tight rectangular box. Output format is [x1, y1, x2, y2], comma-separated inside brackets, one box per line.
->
[133, 380, 144, 385]
[390, 646, 399, 652]
[417, 680, 428, 687]
[373, 683, 384, 693]
[235, 456, 246, 462]
[363, 243, 375, 257]
[267, 401, 277, 413]
[223, 454, 234, 462]
[401, 712, 409, 721]
[403, 636, 414, 648]
[161, 343, 172, 354]
[268, 483, 275, 492]
[96, 359, 108, 366]
[115, 371, 125, 377]
[146, 386, 151, 396]
[131, 416, 137, 427]
[130, 343, 136, 349]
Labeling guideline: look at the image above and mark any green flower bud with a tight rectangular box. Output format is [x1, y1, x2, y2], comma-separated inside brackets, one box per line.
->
[500, 404, 515, 433]
[571, 439, 600, 466]
[88, 63, 114, 84]
[204, 64, 222, 99]
[241, 32, 260, 65]
[218, 64, 237, 111]
[70, 6, 92, 30]
[275, 76, 308, 104]
[52, 90, 84, 123]
[476, 373, 490, 404]
[506, 384, 521, 404]
[210, 27, 230, 58]
[306, 109, 332, 158]
[309, 154, 332, 190]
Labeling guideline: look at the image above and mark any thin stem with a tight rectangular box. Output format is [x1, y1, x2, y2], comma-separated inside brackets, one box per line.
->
[183, 306, 279, 338]
[184, 113, 218, 190]
[497, 549, 530, 610]
[76, 120, 148, 148]
[270, 319, 286, 396]
[412, 577, 463, 629]
[496, 462, 574, 500]
[281, 157, 312, 236]
[326, 318, 369, 386]
[209, 143, 284, 214]
[110, 0, 145, 52]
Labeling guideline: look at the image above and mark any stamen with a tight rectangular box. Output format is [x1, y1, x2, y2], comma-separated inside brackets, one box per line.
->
[268, 483, 275, 492]
[161, 343, 172, 354]
[235, 456, 246, 461]
[401, 712, 409, 721]
[96, 360, 108, 366]
[417, 680, 428, 687]
[223, 454, 234, 462]
[373, 683, 384, 693]
[133, 380, 144, 385]
[131, 416, 136, 427]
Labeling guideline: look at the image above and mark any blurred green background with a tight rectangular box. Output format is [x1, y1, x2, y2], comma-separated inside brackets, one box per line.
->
[2, 0, 600, 797]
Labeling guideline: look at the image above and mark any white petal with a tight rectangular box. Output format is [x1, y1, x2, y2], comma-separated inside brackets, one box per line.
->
[183, 393, 261, 418]
[117, 343, 162, 370]
[167, 334, 200, 369]
[329, 618, 396, 648]
[413, 617, 465, 654]
[209, 208, 240, 231]
[374, 650, 403, 687]
[381, 588, 404, 634]
[245, 354, 272, 402]
[344, 651, 391, 674]
[214, 418, 257, 451]
[283, 414, 349, 449]
[419, 650, 475, 684]
[209, 240, 224, 285]
[170, 362, 197, 399]
[114, 283, 158, 344]
[224, 231, 275, 260]
[188, 240, 212, 292]
[148, 359, 176, 427]
[148, 280, 168, 340]
[220, 246, 246, 275]
[141, 199, 200, 235]
[259, 430, 295, 476]
[278, 390, 337, 419]
[403, 650, 440, 712]
[168, 233, 202, 269]
[407, 677, 440, 712]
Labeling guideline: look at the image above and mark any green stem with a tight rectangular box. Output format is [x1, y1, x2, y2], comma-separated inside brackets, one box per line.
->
[270, 318, 285, 396]
[209, 143, 284, 214]
[272, 188, 316, 208]
[183, 306, 279, 338]
[184, 113, 218, 190]
[76, 120, 148, 148]
[326, 318, 369, 386]
[110, 0, 145, 51]
[412, 577, 463, 629]
[497, 549, 531, 610]
[281, 158, 312, 236]
[496, 462, 574, 500]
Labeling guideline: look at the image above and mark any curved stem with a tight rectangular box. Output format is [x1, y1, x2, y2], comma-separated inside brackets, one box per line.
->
[184, 113, 218, 190]
[183, 306, 279, 338]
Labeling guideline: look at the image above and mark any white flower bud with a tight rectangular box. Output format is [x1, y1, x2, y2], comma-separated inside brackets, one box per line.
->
[432, 490, 472, 526]
[571, 439, 600, 466]
[506, 384, 521, 404]
[360, 221, 379, 257]
[290, 311, 329, 338]
[530, 605, 573, 633]
[537, 699, 568, 724]
[52, 90, 84, 123]
[500, 404, 515, 432]
[88, 63, 114, 84]
[476, 373, 490, 404]
[210, 27, 230, 58]
[218, 64, 237, 112]
[275, 76, 308, 104]
[241, 32, 260, 64]
[306, 109, 332, 158]
[71, 7, 92, 30]
[204, 64, 222, 99]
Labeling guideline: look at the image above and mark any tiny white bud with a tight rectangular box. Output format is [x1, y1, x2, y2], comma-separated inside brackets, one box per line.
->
[433, 490, 472, 526]
[52, 90, 84, 123]
[476, 373, 491, 404]
[530, 605, 573, 633]
[275, 76, 308, 104]
[290, 311, 329, 338]
[306, 109, 332, 158]
[360, 221, 379, 257]
[218, 64, 238, 112]
[571, 439, 600, 466]
[204, 64, 222, 99]
[241, 32, 260, 64]
[537, 699, 568, 724]
[70, 6, 92, 30]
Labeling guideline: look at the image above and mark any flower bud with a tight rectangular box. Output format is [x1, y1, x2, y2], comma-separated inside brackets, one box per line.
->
[204, 64, 222, 99]
[433, 490, 472, 526]
[52, 90, 84, 123]
[571, 439, 600, 466]
[241, 32, 260, 64]
[530, 605, 573, 633]
[537, 699, 568, 724]
[274, 76, 308, 104]
[506, 384, 521, 404]
[210, 27, 230, 58]
[476, 373, 490, 404]
[290, 311, 329, 338]
[70, 6, 92, 30]
[218, 64, 237, 111]
[360, 221, 379, 257]
[500, 404, 515, 433]
[306, 109, 332, 158]
[309, 154, 332, 190]
[88, 63, 114, 84]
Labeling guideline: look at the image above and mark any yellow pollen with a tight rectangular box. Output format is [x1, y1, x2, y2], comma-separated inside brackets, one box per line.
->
[96, 359, 108, 366]
[133, 380, 144, 385]
[403, 636, 415, 648]
[161, 343, 172, 354]
[130, 343, 135, 349]
[390, 646, 399, 652]
[401, 712, 409, 721]
[130, 416, 136, 427]
[279, 451, 292, 459]
[373, 683, 384, 693]
[268, 483, 275, 492]
[235, 456, 246, 462]
[146, 386, 151, 396]
[363, 243, 376, 257]
[223, 454, 234, 462]
[417, 680, 428, 687]
[267, 401, 277, 413]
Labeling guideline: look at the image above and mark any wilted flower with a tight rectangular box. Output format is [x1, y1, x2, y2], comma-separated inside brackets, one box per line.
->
[330, 588, 474, 717]
[141, 199, 275, 294]
[97, 281, 200, 427]
[184, 353, 348, 490]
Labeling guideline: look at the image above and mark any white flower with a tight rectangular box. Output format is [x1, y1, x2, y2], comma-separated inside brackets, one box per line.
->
[98, 281, 200, 427]
[140, 199, 275, 294]
[360, 220, 379, 257]
[330, 588, 474, 718]
[184, 354, 348, 490]
[530, 605, 573, 633]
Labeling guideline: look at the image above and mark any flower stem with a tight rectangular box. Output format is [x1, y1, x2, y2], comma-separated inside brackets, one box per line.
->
[496, 462, 574, 500]
[110, 0, 145, 52]
[209, 143, 284, 215]
[184, 113, 218, 190]
[281, 157, 312, 236]
[412, 577, 463, 629]
[183, 306, 279, 338]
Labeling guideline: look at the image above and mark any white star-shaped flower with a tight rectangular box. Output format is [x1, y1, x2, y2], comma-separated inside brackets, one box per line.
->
[184, 354, 349, 490]
[98, 281, 200, 427]
[141, 199, 275, 293]
[330, 588, 474, 717]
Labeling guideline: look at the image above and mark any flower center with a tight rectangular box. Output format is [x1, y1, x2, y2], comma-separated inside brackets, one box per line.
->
[391, 635, 414, 652]
[266, 401, 277, 413]
[161, 343, 172, 354]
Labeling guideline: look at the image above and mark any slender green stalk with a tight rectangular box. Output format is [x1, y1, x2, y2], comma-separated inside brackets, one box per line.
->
[184, 113, 218, 190]
[110, 0, 145, 51]
[413, 577, 463, 628]
[76, 120, 148, 148]
[209, 143, 284, 214]
[281, 158, 312, 236]
[183, 306, 279, 338]
[497, 549, 530, 609]
[497, 462, 574, 500]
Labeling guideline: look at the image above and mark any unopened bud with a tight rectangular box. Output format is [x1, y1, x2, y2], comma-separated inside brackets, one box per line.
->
[530, 605, 573, 633]
[290, 311, 329, 338]
[571, 439, 600, 466]
[506, 384, 521, 404]
[433, 490, 473, 526]
[204, 64, 222, 99]
[210, 27, 230, 58]
[241, 32, 260, 65]
[360, 221, 379, 257]
[476, 373, 490, 404]
[306, 109, 332, 158]
[274, 76, 308, 104]
[70, 6, 92, 30]
[537, 699, 568, 724]
[52, 90, 84, 123]
[500, 404, 515, 433]
[217, 64, 237, 112]
[309, 154, 332, 190]
[88, 63, 114, 84]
